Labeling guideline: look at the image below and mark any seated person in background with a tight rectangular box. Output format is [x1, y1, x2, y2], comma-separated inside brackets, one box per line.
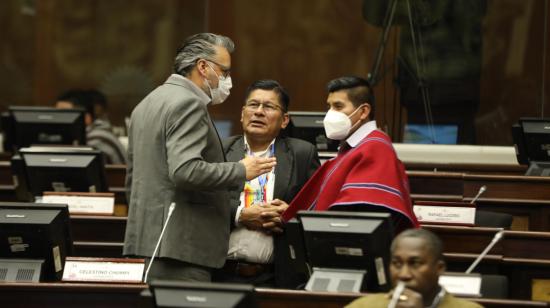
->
[87, 88, 110, 123]
[56, 89, 127, 165]
[214, 79, 320, 287]
[282, 76, 418, 231]
[346, 228, 482, 308]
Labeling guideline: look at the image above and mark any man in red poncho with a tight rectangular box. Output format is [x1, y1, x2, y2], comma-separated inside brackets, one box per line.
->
[281, 76, 419, 231]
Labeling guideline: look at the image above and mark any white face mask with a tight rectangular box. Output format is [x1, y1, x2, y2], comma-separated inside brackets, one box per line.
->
[205, 62, 232, 105]
[323, 105, 365, 140]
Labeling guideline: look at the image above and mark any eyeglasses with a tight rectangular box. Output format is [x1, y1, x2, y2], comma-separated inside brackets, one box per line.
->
[205, 59, 231, 78]
[244, 101, 284, 113]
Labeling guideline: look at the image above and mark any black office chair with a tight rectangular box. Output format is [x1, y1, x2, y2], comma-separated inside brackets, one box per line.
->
[480, 274, 509, 298]
[474, 210, 513, 229]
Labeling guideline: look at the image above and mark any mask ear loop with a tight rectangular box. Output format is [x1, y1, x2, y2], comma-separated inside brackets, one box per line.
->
[348, 103, 368, 130]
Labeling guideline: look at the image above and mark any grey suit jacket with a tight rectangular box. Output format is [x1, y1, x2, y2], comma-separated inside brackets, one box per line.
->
[123, 75, 246, 268]
[223, 135, 320, 287]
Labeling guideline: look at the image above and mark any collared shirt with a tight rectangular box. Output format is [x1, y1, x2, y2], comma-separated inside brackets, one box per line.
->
[346, 120, 378, 148]
[170, 74, 211, 105]
[227, 137, 275, 264]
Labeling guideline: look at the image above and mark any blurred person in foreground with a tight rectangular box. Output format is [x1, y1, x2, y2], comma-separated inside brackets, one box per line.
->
[346, 228, 482, 308]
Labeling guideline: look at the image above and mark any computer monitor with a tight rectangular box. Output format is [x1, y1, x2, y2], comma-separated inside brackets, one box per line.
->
[149, 280, 258, 308]
[0, 202, 73, 281]
[285, 112, 338, 152]
[2, 106, 86, 151]
[11, 146, 108, 201]
[512, 118, 550, 176]
[403, 124, 459, 144]
[296, 210, 394, 293]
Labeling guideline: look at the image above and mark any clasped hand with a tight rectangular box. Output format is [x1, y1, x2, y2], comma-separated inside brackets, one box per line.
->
[238, 199, 289, 234]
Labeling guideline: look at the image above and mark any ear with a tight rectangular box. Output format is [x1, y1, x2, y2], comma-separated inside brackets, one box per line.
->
[196, 59, 209, 78]
[360, 103, 371, 121]
[280, 113, 290, 129]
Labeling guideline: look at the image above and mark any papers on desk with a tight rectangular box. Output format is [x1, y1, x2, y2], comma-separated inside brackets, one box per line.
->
[41, 193, 115, 215]
[439, 272, 482, 297]
[414, 203, 476, 226]
[62, 257, 144, 283]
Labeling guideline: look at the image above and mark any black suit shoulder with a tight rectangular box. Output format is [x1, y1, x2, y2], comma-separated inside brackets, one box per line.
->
[282, 137, 317, 154]
[279, 137, 320, 174]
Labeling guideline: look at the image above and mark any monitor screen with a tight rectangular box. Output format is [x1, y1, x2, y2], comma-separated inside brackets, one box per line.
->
[3, 106, 86, 151]
[513, 118, 550, 176]
[12, 146, 108, 200]
[0, 202, 73, 281]
[403, 124, 458, 144]
[519, 118, 550, 162]
[285, 111, 338, 152]
[297, 210, 394, 292]
[149, 280, 258, 308]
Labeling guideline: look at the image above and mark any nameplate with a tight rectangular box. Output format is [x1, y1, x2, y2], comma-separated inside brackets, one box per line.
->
[414, 205, 475, 225]
[439, 273, 481, 297]
[62, 257, 144, 283]
[41, 193, 114, 215]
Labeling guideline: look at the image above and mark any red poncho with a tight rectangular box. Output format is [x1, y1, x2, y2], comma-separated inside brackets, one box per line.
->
[282, 130, 419, 230]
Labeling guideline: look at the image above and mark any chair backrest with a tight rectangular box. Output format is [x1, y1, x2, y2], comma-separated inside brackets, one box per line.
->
[480, 274, 509, 298]
[475, 210, 513, 229]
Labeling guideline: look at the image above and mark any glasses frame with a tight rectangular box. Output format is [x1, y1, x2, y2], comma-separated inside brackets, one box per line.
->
[244, 101, 285, 113]
[203, 59, 231, 78]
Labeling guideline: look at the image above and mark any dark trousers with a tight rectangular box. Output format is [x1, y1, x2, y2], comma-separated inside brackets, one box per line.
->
[144, 257, 212, 283]
[212, 260, 275, 287]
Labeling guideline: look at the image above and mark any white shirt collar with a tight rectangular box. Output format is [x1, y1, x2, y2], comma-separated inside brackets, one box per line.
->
[170, 74, 211, 106]
[346, 120, 377, 148]
[243, 136, 276, 155]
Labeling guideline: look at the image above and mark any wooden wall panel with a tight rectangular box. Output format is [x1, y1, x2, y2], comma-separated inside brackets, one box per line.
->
[207, 0, 403, 139]
[1, 0, 207, 126]
[2, 1, 549, 144]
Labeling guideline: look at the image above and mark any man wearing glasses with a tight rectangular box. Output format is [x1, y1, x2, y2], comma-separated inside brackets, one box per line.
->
[214, 80, 320, 287]
[124, 34, 276, 282]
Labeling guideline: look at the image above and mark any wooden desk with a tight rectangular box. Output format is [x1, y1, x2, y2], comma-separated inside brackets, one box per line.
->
[0, 282, 146, 308]
[2, 161, 550, 229]
[65, 215, 550, 300]
[463, 174, 550, 201]
[425, 225, 550, 299]
[408, 171, 550, 202]
[405, 161, 526, 175]
[423, 225, 550, 260]
[0, 282, 547, 308]
[408, 171, 464, 199]
[407, 171, 550, 231]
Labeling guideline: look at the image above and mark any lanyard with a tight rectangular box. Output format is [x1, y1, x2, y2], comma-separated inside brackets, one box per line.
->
[246, 143, 275, 203]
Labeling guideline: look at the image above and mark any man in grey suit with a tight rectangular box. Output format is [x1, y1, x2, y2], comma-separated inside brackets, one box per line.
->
[214, 80, 320, 287]
[123, 33, 276, 282]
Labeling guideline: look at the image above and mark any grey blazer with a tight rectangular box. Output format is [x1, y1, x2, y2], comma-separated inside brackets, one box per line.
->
[123, 75, 245, 268]
[223, 135, 320, 287]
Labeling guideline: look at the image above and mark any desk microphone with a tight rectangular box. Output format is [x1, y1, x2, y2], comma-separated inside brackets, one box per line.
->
[143, 202, 176, 283]
[388, 280, 406, 308]
[470, 185, 487, 204]
[465, 229, 505, 274]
